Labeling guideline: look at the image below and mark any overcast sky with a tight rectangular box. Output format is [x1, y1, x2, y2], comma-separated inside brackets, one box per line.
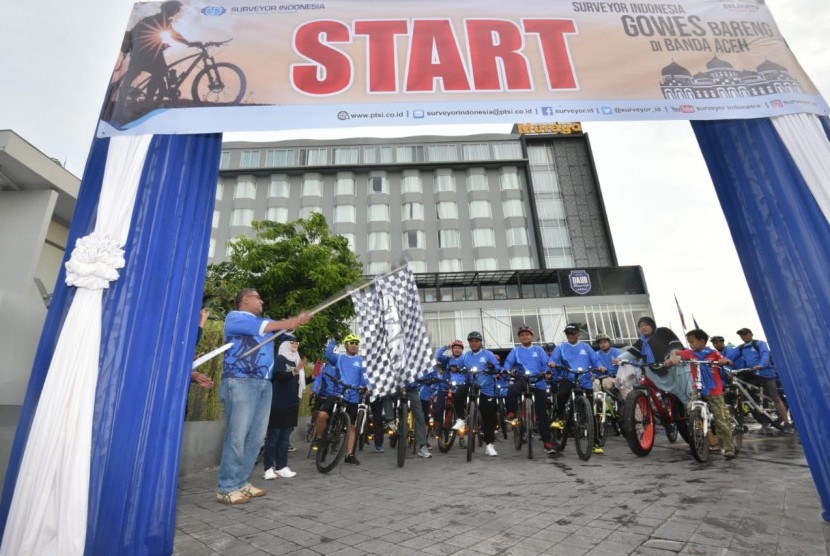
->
[1, 1, 828, 345]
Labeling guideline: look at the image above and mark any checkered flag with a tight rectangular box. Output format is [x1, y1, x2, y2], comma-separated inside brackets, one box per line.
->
[351, 265, 433, 399]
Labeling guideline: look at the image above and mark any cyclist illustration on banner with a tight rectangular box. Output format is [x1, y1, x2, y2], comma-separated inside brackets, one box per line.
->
[102, 1, 247, 127]
[382, 291, 405, 384]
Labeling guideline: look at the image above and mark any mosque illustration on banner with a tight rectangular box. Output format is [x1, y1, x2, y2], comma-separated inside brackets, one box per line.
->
[660, 57, 803, 100]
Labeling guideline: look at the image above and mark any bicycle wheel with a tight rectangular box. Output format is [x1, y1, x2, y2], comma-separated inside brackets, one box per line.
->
[689, 406, 710, 463]
[315, 410, 350, 473]
[438, 405, 456, 453]
[551, 402, 568, 452]
[466, 402, 477, 462]
[573, 396, 594, 461]
[513, 399, 524, 451]
[354, 409, 366, 452]
[524, 397, 534, 459]
[397, 401, 409, 468]
[410, 410, 417, 455]
[497, 398, 509, 440]
[191, 62, 247, 105]
[594, 400, 607, 448]
[623, 389, 654, 456]
[672, 396, 691, 443]
[730, 404, 744, 454]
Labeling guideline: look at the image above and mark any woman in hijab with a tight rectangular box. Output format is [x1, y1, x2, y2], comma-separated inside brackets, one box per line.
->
[263, 335, 306, 479]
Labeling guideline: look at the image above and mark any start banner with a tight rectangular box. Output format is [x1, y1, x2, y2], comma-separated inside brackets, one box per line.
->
[97, 0, 829, 136]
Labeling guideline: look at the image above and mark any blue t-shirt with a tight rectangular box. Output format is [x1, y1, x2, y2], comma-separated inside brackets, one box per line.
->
[223, 310, 277, 379]
[436, 346, 467, 387]
[503, 345, 550, 391]
[595, 347, 622, 378]
[325, 340, 370, 403]
[551, 341, 599, 390]
[460, 349, 501, 397]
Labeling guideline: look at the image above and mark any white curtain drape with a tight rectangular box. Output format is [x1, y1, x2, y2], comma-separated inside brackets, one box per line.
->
[771, 113, 830, 223]
[0, 135, 152, 556]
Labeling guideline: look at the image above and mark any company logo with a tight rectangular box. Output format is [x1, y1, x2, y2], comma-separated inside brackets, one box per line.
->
[601, 106, 613, 115]
[770, 99, 784, 108]
[680, 105, 695, 113]
[541, 106, 554, 116]
[413, 110, 425, 119]
[337, 111, 350, 120]
[568, 270, 592, 295]
[201, 5, 227, 16]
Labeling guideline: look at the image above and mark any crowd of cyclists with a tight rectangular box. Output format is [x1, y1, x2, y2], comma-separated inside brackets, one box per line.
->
[305, 317, 790, 468]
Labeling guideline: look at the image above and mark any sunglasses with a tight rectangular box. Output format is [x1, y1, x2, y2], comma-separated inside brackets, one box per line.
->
[346, 341, 359, 345]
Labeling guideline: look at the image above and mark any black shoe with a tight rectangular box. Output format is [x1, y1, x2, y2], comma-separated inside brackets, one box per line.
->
[781, 423, 794, 434]
[344, 454, 360, 465]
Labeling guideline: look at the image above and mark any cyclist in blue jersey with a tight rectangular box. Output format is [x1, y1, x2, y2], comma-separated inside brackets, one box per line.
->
[550, 324, 605, 433]
[435, 340, 468, 430]
[735, 328, 791, 432]
[461, 331, 502, 456]
[504, 325, 556, 454]
[594, 333, 621, 394]
[317, 335, 372, 465]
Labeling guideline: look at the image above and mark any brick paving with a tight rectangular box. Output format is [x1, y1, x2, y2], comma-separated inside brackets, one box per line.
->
[175, 426, 830, 555]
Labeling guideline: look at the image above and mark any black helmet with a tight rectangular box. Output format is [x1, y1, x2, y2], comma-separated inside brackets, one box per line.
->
[517, 324, 534, 336]
[467, 331, 483, 341]
[543, 342, 555, 352]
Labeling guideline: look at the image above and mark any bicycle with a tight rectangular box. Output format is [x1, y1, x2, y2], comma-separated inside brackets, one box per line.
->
[508, 369, 552, 459]
[353, 388, 371, 452]
[495, 377, 511, 441]
[120, 40, 246, 112]
[314, 376, 365, 473]
[549, 368, 595, 460]
[619, 360, 691, 457]
[387, 387, 416, 467]
[728, 368, 788, 432]
[592, 372, 623, 449]
[682, 360, 714, 463]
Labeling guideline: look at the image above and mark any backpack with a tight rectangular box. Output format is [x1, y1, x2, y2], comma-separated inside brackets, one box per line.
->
[738, 340, 775, 368]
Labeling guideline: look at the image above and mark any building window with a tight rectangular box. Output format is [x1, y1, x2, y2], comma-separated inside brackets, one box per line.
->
[219, 151, 231, 169]
[334, 205, 356, 223]
[212, 210, 220, 228]
[500, 167, 520, 191]
[537, 197, 566, 221]
[403, 230, 425, 249]
[333, 147, 359, 165]
[240, 150, 261, 168]
[469, 200, 492, 218]
[533, 170, 560, 194]
[268, 176, 290, 198]
[367, 261, 391, 275]
[367, 204, 390, 222]
[231, 208, 254, 227]
[506, 227, 529, 246]
[472, 228, 496, 248]
[466, 171, 489, 192]
[208, 238, 215, 258]
[402, 202, 424, 221]
[439, 259, 463, 272]
[438, 229, 460, 248]
[265, 149, 294, 167]
[396, 145, 424, 162]
[434, 171, 456, 193]
[362, 146, 377, 164]
[475, 258, 498, 271]
[401, 172, 423, 194]
[368, 175, 388, 194]
[427, 144, 458, 162]
[266, 207, 288, 222]
[299, 148, 328, 166]
[436, 201, 458, 220]
[234, 179, 256, 200]
[493, 142, 522, 159]
[336, 173, 355, 196]
[409, 260, 427, 273]
[503, 199, 525, 218]
[299, 206, 322, 219]
[368, 231, 390, 251]
[462, 143, 490, 160]
[510, 256, 534, 269]
[528, 144, 554, 166]
[340, 232, 356, 251]
[302, 175, 322, 197]
[380, 147, 393, 163]
[216, 181, 224, 200]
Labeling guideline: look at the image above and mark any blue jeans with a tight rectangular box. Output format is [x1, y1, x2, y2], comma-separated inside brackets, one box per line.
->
[263, 427, 293, 470]
[218, 377, 272, 493]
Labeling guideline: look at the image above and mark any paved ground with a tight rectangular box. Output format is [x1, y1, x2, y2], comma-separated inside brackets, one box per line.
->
[174, 425, 830, 555]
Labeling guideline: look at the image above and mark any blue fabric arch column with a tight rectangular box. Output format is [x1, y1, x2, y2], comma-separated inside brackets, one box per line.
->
[0, 133, 222, 554]
[692, 118, 830, 521]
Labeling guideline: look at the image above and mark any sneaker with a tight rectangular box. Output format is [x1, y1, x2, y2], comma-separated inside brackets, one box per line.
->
[551, 419, 566, 430]
[593, 446, 605, 455]
[274, 467, 297, 478]
[238, 484, 266, 498]
[782, 423, 794, 434]
[544, 441, 556, 454]
[287, 444, 297, 453]
[724, 450, 737, 459]
[485, 443, 498, 457]
[263, 467, 278, 480]
[344, 454, 360, 465]
[216, 490, 250, 505]
[452, 418, 465, 431]
[418, 445, 433, 459]
[374, 445, 385, 453]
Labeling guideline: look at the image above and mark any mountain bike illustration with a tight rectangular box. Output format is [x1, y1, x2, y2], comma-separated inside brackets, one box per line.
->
[117, 40, 246, 120]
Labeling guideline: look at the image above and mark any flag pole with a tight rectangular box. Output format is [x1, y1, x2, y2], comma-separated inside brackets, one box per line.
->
[238, 264, 410, 359]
